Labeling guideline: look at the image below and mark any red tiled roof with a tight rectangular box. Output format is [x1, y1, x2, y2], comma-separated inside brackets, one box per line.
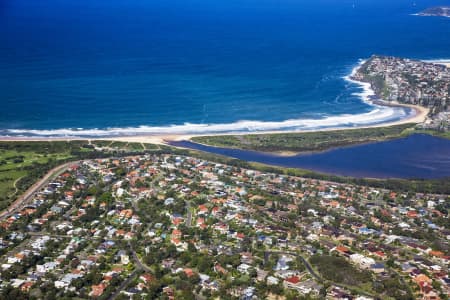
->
[285, 276, 300, 284]
[336, 245, 350, 253]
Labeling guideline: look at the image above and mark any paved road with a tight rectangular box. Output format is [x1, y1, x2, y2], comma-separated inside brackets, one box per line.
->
[0, 161, 78, 220]
[98, 242, 152, 300]
[108, 269, 140, 300]
[265, 250, 375, 298]
[129, 241, 152, 273]
[186, 201, 193, 227]
[265, 250, 322, 281]
[109, 238, 169, 300]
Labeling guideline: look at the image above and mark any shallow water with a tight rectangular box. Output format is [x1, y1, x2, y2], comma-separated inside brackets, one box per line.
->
[170, 134, 450, 179]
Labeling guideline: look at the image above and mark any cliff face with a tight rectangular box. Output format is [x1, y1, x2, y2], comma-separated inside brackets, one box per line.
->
[351, 55, 450, 116]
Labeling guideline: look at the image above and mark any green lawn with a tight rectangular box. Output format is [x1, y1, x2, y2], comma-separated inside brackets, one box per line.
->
[0, 150, 71, 171]
[0, 140, 162, 211]
[0, 142, 82, 210]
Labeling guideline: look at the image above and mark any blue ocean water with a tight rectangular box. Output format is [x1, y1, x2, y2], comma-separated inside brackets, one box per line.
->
[1, 0, 450, 136]
[170, 134, 450, 179]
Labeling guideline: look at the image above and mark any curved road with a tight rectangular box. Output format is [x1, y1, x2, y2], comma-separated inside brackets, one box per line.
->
[108, 242, 153, 300]
[265, 250, 376, 298]
[265, 250, 322, 281]
[0, 161, 78, 220]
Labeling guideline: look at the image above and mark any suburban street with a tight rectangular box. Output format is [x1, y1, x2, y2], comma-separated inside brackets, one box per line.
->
[0, 161, 78, 220]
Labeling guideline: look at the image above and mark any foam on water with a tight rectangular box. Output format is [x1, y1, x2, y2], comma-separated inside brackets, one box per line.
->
[1, 107, 411, 137]
[1, 0, 448, 138]
[0, 60, 414, 138]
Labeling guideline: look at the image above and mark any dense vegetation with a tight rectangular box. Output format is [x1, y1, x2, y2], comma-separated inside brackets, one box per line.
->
[309, 255, 371, 286]
[191, 124, 417, 153]
[309, 255, 413, 299]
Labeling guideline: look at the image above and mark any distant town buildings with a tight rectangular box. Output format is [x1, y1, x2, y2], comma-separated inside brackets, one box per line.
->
[352, 55, 450, 130]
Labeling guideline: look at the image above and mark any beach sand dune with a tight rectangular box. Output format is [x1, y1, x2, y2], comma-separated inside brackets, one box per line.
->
[0, 102, 428, 145]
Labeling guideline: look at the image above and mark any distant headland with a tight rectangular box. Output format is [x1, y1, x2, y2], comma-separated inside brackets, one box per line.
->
[416, 6, 450, 18]
[351, 55, 450, 131]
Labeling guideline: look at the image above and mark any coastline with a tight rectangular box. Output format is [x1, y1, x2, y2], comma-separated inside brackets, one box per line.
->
[426, 59, 450, 68]
[97, 63, 430, 145]
[0, 60, 430, 144]
[0, 102, 428, 146]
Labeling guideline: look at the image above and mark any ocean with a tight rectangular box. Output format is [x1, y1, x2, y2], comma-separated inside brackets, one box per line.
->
[1, 0, 450, 137]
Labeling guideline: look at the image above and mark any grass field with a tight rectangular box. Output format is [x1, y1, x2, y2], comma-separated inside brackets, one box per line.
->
[0, 140, 159, 211]
[0, 142, 84, 210]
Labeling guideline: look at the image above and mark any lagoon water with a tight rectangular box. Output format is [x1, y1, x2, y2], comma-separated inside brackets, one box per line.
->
[170, 134, 450, 179]
[1, 0, 450, 137]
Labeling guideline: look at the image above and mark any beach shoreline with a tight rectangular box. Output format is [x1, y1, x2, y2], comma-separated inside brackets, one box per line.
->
[427, 60, 450, 68]
[0, 59, 432, 145]
[0, 102, 429, 145]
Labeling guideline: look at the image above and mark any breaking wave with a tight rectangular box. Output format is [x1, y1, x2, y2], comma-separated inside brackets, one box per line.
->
[1, 108, 413, 138]
[0, 60, 415, 138]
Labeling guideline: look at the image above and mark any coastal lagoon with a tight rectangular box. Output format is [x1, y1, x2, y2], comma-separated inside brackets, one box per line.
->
[170, 134, 450, 179]
[1, 0, 450, 137]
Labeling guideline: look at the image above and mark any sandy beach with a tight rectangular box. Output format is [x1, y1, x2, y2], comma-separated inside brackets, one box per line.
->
[428, 60, 450, 68]
[110, 102, 429, 145]
[1, 102, 428, 145]
[0, 56, 433, 145]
